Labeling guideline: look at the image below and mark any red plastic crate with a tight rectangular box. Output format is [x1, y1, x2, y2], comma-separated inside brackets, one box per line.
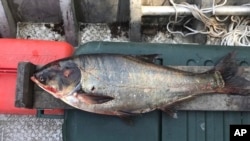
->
[0, 39, 74, 115]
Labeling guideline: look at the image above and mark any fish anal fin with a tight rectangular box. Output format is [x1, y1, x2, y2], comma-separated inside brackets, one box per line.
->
[75, 94, 114, 104]
[161, 106, 178, 119]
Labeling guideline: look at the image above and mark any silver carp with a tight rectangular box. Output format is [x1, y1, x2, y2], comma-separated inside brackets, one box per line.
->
[31, 52, 250, 117]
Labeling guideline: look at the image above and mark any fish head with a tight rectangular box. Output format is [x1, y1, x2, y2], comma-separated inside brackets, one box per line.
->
[31, 60, 81, 99]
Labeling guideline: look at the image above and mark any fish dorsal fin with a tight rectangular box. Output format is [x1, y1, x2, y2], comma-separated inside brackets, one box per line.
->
[134, 54, 159, 63]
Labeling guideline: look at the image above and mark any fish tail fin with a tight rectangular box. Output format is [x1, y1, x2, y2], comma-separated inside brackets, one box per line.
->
[214, 51, 250, 95]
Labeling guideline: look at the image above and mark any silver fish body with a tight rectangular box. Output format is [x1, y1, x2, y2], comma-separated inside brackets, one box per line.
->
[31, 53, 250, 116]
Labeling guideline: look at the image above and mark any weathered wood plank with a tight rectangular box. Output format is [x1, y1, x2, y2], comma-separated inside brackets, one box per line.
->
[33, 89, 73, 109]
[129, 0, 142, 41]
[59, 0, 78, 46]
[0, 0, 16, 37]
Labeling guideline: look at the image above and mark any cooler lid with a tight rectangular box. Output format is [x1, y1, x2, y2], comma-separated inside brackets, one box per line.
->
[0, 39, 74, 115]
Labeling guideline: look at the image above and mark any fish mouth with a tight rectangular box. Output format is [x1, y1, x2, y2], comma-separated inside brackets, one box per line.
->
[30, 76, 62, 98]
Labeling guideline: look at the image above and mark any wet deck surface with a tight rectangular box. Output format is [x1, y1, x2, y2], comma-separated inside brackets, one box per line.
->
[0, 115, 63, 141]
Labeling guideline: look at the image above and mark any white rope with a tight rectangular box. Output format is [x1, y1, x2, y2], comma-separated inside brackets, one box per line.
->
[221, 16, 250, 46]
[201, 0, 227, 13]
[215, 16, 229, 22]
[167, 0, 250, 46]
[167, 0, 227, 37]
[169, 0, 178, 23]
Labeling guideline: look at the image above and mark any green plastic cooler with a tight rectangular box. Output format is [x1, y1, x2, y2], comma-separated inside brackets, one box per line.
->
[63, 41, 250, 141]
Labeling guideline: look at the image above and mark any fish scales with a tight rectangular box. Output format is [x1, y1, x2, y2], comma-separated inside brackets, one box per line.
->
[72, 55, 216, 113]
[31, 52, 250, 116]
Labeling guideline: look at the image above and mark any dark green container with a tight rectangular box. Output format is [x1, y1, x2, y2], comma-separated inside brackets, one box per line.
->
[63, 41, 250, 141]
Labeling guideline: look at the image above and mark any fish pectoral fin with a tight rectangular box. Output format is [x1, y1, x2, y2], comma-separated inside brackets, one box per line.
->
[76, 94, 114, 104]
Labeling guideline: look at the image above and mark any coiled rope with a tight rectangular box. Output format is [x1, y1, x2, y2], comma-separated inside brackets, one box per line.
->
[166, 0, 250, 46]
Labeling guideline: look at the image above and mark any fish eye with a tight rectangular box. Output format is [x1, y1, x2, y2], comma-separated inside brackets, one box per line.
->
[39, 76, 45, 82]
